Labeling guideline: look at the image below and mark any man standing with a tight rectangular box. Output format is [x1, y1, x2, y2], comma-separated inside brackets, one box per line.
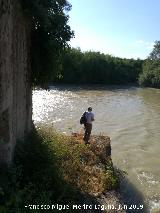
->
[83, 107, 94, 144]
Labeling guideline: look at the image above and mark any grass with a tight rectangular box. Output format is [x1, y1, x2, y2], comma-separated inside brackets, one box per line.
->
[0, 126, 119, 212]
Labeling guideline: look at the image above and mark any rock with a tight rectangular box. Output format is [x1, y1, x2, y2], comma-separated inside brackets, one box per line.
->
[90, 135, 111, 163]
[72, 133, 125, 212]
[97, 191, 126, 213]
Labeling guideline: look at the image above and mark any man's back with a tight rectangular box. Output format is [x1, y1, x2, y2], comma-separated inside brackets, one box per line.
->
[85, 111, 94, 124]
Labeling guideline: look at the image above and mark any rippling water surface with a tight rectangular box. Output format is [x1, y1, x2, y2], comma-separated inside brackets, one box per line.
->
[33, 85, 160, 212]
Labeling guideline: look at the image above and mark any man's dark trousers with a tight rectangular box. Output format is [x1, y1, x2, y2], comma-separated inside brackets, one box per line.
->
[84, 123, 92, 144]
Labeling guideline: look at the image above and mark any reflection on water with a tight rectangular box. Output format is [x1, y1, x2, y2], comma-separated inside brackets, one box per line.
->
[33, 85, 160, 212]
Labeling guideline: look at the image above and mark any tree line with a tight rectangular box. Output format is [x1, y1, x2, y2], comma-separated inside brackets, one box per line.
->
[55, 48, 143, 85]
[55, 42, 160, 88]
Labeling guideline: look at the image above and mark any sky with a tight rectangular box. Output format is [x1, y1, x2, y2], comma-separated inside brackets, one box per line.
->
[67, 0, 160, 59]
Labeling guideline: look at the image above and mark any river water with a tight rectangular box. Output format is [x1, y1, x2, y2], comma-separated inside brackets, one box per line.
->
[33, 85, 160, 212]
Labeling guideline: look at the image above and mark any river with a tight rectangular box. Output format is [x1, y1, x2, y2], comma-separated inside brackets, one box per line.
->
[33, 85, 160, 212]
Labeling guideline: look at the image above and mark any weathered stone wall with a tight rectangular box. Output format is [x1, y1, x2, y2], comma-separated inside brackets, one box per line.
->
[0, 0, 32, 164]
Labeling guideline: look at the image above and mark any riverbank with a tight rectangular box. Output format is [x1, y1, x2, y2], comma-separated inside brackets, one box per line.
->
[71, 132, 126, 212]
[0, 126, 125, 212]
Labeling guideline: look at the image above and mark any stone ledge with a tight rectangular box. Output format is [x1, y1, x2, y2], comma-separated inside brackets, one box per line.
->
[72, 133, 126, 212]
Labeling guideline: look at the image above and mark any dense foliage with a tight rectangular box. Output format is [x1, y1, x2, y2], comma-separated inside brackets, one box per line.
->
[21, 0, 74, 86]
[139, 41, 160, 88]
[55, 48, 143, 84]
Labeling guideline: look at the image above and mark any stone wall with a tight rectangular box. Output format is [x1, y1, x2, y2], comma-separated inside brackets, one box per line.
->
[0, 0, 32, 164]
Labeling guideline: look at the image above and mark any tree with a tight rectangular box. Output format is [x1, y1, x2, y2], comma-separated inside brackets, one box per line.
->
[149, 41, 160, 60]
[139, 41, 160, 88]
[21, 0, 74, 86]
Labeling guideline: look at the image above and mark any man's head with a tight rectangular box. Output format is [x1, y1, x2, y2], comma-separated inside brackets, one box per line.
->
[88, 107, 92, 112]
